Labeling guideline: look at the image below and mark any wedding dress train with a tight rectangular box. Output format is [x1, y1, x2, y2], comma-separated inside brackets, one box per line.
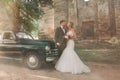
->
[55, 31, 91, 74]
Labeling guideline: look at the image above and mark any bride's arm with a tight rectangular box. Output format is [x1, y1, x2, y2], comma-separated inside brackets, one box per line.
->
[72, 29, 77, 40]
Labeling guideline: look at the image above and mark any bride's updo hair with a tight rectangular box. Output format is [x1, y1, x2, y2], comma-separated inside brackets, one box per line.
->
[68, 22, 74, 28]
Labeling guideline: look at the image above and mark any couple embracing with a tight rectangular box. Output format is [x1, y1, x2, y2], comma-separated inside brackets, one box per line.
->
[54, 20, 91, 74]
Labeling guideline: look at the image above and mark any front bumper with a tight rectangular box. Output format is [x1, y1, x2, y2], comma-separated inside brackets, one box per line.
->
[46, 49, 58, 62]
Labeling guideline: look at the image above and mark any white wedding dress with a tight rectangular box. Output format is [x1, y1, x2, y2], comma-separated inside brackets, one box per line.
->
[55, 31, 91, 74]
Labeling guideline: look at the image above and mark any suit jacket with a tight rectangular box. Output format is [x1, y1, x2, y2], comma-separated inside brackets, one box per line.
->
[55, 27, 67, 46]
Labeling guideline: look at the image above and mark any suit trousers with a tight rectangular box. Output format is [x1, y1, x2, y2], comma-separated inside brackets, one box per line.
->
[57, 43, 66, 57]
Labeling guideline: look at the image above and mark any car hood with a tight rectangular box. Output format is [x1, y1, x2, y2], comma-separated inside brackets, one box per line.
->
[19, 39, 55, 45]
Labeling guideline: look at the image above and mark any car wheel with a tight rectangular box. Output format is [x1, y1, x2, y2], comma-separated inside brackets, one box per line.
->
[25, 52, 42, 69]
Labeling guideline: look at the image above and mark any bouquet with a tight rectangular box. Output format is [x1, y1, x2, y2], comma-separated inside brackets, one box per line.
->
[64, 31, 72, 39]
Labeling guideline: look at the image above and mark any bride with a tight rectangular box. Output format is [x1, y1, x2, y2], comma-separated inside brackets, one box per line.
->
[55, 22, 91, 74]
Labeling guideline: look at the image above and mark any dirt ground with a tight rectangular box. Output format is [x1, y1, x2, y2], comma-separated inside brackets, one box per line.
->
[0, 59, 120, 80]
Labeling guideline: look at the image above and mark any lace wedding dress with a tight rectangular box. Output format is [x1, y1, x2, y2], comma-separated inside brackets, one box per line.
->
[55, 31, 91, 74]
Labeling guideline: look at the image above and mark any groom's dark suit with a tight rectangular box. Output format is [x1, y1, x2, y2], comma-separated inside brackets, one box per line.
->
[55, 26, 67, 57]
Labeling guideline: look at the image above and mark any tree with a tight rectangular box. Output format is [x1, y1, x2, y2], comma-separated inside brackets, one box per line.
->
[2, 0, 53, 35]
[16, 0, 53, 34]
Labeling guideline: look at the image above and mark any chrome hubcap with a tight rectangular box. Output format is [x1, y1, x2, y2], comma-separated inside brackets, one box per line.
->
[29, 56, 36, 63]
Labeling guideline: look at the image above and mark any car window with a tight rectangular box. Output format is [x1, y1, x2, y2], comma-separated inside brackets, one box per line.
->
[16, 32, 33, 39]
[3, 32, 15, 40]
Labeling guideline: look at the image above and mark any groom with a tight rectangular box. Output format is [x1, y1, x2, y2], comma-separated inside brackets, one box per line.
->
[55, 20, 68, 57]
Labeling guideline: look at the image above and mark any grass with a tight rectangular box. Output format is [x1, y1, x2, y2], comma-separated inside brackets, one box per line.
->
[75, 47, 120, 64]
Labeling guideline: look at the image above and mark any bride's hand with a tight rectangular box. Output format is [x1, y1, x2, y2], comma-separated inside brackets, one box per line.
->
[64, 35, 69, 39]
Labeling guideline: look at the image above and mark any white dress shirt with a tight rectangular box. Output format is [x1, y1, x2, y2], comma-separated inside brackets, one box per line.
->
[60, 26, 65, 33]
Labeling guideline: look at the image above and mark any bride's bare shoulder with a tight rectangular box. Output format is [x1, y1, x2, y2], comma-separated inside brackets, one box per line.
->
[71, 29, 75, 33]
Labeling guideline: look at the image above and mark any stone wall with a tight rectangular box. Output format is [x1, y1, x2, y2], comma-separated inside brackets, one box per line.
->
[38, 0, 69, 39]
[54, 0, 68, 27]
[97, 0, 111, 39]
[0, 2, 15, 30]
[53, 0, 120, 40]
[115, 0, 120, 37]
[36, 0, 120, 39]
[38, 7, 54, 39]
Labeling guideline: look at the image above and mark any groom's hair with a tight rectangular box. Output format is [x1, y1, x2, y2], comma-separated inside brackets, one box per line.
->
[60, 20, 66, 24]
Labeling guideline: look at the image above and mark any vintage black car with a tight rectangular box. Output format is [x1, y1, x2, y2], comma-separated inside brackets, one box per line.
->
[0, 30, 58, 69]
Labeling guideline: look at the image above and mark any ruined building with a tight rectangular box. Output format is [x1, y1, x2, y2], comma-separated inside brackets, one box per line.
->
[0, 0, 119, 40]
[40, 0, 120, 40]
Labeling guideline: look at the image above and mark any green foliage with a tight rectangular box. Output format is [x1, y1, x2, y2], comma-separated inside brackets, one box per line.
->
[16, 0, 53, 33]
[0, 0, 53, 35]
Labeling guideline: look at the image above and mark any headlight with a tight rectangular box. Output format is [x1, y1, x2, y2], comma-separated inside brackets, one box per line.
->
[45, 46, 50, 51]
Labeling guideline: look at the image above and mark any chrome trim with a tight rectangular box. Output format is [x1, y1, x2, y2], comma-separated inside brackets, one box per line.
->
[46, 49, 58, 55]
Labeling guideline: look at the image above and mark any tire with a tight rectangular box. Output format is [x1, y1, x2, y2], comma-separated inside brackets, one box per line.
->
[24, 51, 42, 70]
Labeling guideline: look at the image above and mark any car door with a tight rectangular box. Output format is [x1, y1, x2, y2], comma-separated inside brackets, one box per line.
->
[0, 31, 21, 55]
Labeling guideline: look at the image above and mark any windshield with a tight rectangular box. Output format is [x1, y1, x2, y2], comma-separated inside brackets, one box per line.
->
[16, 32, 33, 40]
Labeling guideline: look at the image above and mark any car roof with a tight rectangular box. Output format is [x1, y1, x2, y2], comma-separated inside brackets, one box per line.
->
[0, 30, 27, 33]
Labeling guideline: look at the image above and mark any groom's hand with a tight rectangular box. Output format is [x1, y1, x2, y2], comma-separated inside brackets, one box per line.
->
[56, 43, 60, 46]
